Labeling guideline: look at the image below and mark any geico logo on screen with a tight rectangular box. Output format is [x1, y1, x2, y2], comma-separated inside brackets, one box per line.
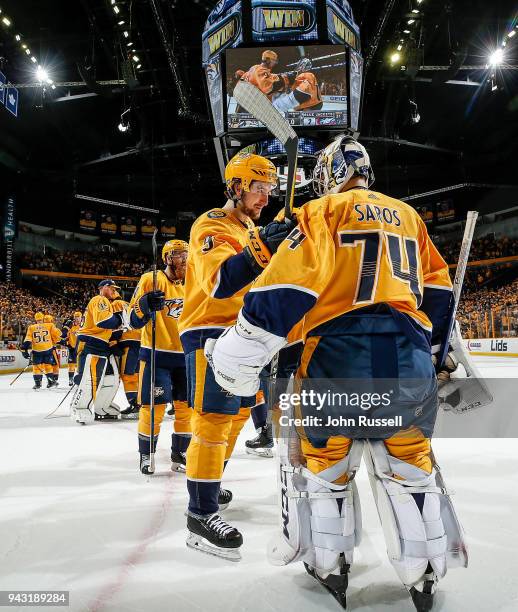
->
[491, 339, 508, 351]
[0, 355, 16, 364]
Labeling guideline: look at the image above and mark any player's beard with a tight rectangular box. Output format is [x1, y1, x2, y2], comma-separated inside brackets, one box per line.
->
[240, 197, 264, 221]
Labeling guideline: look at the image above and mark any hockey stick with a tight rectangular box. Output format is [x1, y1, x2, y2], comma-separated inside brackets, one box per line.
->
[149, 229, 159, 473]
[233, 80, 298, 219]
[10, 354, 33, 386]
[436, 211, 493, 413]
[45, 383, 76, 419]
[437, 211, 478, 369]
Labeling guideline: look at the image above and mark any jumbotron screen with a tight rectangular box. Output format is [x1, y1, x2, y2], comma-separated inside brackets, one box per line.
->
[225, 44, 348, 130]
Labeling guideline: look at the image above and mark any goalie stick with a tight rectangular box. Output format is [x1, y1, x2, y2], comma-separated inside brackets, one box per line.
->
[233, 79, 298, 219]
[437, 211, 493, 413]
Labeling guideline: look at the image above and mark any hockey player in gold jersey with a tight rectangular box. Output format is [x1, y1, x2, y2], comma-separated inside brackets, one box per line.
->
[61, 311, 82, 386]
[71, 280, 129, 424]
[207, 136, 467, 608]
[129, 240, 191, 474]
[111, 299, 141, 418]
[178, 152, 295, 560]
[22, 312, 55, 390]
[44, 314, 61, 386]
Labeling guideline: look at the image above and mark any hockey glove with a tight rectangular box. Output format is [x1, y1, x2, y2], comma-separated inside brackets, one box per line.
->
[243, 218, 296, 275]
[204, 311, 286, 397]
[260, 217, 296, 254]
[138, 290, 165, 317]
[21, 350, 30, 360]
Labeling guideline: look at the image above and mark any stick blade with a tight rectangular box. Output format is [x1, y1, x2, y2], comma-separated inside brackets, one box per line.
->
[233, 80, 297, 146]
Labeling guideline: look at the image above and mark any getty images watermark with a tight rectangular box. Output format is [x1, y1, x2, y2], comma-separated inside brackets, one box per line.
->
[277, 388, 404, 429]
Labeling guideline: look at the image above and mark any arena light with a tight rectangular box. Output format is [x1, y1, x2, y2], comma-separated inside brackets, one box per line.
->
[136, 64, 142, 69]
[132, 55, 140, 63]
[123, 31, 129, 38]
[407, 19, 415, 25]
[126, 41, 133, 47]
[403, 29, 410, 34]
[30, 56, 37, 63]
[489, 48, 504, 66]
[113, 5, 120, 14]
[397, 44, 403, 51]
[412, 9, 419, 14]
[36, 66, 49, 82]
[118, 20, 125, 25]
[15, 34, 20, 41]
[508, 30, 516, 38]
[25, 48, 31, 55]
[390, 52, 401, 65]
[2, 16, 11, 26]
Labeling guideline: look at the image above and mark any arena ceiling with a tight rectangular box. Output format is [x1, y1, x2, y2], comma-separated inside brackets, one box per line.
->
[0, 0, 517, 227]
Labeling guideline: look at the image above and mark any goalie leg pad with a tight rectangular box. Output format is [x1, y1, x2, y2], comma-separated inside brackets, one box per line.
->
[71, 353, 108, 424]
[94, 356, 121, 417]
[364, 440, 468, 588]
[268, 435, 363, 575]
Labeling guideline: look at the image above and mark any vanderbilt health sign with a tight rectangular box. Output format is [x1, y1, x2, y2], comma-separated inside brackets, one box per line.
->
[2, 196, 16, 282]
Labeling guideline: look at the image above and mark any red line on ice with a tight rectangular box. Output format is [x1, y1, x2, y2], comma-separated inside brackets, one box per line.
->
[87, 474, 176, 612]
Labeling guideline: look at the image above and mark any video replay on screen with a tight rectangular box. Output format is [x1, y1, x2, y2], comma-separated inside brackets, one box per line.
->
[226, 44, 348, 130]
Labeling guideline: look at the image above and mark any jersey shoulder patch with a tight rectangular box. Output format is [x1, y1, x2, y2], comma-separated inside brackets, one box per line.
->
[207, 210, 227, 219]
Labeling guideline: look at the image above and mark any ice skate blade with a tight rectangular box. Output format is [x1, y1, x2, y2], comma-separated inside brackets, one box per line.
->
[304, 562, 348, 609]
[186, 533, 241, 562]
[245, 447, 273, 458]
[120, 413, 139, 420]
[171, 462, 186, 473]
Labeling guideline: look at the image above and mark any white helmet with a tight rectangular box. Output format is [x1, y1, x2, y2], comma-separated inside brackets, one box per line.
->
[312, 135, 375, 196]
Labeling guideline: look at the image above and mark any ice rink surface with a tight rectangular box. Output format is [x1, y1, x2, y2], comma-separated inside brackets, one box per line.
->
[1, 356, 517, 612]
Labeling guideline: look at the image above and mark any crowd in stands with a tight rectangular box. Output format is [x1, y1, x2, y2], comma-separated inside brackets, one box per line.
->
[18, 250, 151, 277]
[2, 231, 517, 343]
[439, 234, 518, 265]
[457, 280, 518, 337]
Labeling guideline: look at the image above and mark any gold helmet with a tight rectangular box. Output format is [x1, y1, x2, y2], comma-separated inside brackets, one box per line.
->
[34, 312, 44, 322]
[262, 50, 278, 63]
[162, 239, 188, 264]
[44, 314, 53, 323]
[225, 153, 277, 198]
[74, 311, 82, 319]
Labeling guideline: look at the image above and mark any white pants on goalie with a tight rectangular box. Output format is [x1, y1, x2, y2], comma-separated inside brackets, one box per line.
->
[71, 354, 120, 423]
[364, 440, 468, 587]
[268, 438, 363, 576]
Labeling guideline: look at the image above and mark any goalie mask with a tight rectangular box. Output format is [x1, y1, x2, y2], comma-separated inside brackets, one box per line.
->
[313, 135, 375, 197]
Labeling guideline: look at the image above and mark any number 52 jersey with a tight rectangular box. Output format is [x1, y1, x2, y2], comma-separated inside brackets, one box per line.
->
[242, 188, 453, 351]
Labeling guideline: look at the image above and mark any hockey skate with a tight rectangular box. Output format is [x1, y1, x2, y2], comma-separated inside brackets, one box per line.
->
[33, 382, 42, 390]
[71, 406, 94, 425]
[245, 424, 274, 458]
[140, 453, 155, 475]
[218, 488, 233, 511]
[47, 378, 58, 389]
[186, 513, 242, 561]
[120, 399, 141, 420]
[171, 451, 186, 472]
[304, 555, 349, 609]
[408, 565, 437, 612]
[95, 403, 120, 420]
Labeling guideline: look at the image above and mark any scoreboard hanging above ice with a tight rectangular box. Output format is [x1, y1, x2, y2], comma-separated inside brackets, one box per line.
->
[202, 0, 363, 137]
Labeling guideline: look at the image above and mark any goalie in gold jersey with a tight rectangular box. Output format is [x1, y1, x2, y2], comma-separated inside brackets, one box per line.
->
[129, 240, 191, 475]
[207, 136, 467, 608]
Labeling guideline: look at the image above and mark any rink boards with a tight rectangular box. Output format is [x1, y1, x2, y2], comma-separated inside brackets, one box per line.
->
[0, 347, 69, 374]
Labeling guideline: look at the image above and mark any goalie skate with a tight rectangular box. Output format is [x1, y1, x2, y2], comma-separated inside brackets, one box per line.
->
[245, 424, 274, 458]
